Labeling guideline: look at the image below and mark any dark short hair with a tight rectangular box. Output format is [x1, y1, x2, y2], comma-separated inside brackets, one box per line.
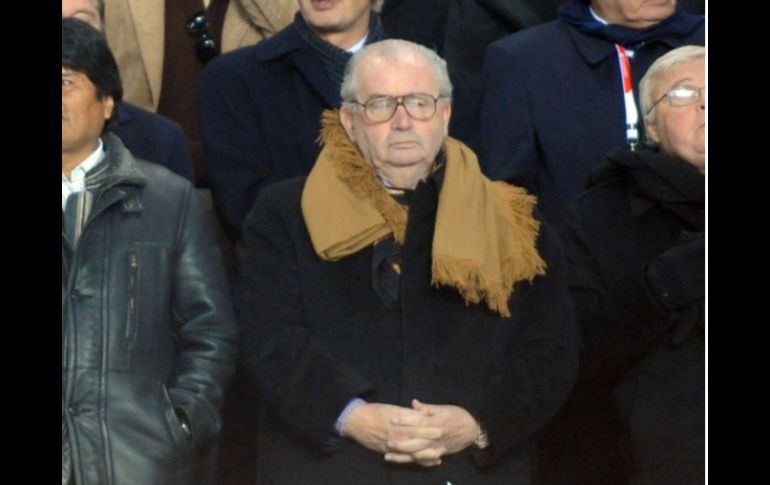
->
[62, 17, 122, 110]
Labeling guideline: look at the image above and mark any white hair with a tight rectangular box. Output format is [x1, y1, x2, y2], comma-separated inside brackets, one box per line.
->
[640, 45, 705, 124]
[340, 39, 453, 109]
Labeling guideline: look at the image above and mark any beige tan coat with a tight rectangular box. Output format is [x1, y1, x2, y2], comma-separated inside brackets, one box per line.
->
[104, 0, 298, 111]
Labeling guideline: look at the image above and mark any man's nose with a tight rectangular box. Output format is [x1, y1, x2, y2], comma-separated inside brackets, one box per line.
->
[391, 104, 413, 129]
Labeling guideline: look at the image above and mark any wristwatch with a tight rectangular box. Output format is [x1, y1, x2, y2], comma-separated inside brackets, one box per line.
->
[473, 427, 489, 450]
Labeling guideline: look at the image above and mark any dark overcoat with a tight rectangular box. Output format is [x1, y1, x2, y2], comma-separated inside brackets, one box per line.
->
[199, 23, 342, 241]
[234, 172, 579, 484]
[549, 148, 705, 485]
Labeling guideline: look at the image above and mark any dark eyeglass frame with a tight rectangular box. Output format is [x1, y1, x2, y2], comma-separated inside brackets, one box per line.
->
[186, 10, 219, 65]
[352, 93, 445, 123]
[646, 85, 705, 115]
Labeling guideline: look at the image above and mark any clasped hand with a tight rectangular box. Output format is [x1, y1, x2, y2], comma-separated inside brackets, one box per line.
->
[342, 399, 480, 468]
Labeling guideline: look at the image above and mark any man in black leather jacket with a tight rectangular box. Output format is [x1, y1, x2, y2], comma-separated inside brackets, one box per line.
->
[62, 18, 236, 485]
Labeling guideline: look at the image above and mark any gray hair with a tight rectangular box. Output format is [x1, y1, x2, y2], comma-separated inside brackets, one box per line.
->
[340, 39, 453, 109]
[640, 45, 705, 124]
[373, 0, 384, 12]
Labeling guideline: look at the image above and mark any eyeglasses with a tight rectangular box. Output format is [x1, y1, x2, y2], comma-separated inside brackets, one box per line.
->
[351, 93, 444, 123]
[186, 11, 219, 65]
[646, 85, 705, 115]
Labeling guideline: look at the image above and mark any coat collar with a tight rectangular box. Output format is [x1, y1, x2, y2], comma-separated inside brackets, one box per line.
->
[563, 18, 702, 67]
[252, 21, 307, 61]
[94, 132, 148, 192]
[590, 147, 704, 226]
[253, 21, 341, 107]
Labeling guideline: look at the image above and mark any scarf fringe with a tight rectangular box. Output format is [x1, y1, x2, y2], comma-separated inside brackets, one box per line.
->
[432, 256, 513, 317]
[497, 181, 548, 289]
[432, 182, 546, 318]
[319, 111, 408, 243]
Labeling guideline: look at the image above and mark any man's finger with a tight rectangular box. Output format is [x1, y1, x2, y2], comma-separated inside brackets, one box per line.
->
[391, 413, 434, 427]
[384, 452, 415, 464]
[387, 438, 436, 454]
[390, 424, 444, 440]
[411, 445, 446, 462]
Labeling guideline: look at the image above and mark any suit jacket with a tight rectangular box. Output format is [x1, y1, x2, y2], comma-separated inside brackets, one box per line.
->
[478, 9, 704, 225]
[104, 0, 297, 111]
[198, 22, 344, 241]
[110, 103, 195, 182]
[234, 172, 579, 484]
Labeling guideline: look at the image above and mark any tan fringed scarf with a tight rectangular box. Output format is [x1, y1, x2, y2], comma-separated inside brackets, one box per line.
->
[302, 110, 546, 318]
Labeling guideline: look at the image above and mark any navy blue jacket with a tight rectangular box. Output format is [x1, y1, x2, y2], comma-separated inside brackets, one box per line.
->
[478, 13, 704, 225]
[199, 24, 340, 241]
[110, 103, 195, 183]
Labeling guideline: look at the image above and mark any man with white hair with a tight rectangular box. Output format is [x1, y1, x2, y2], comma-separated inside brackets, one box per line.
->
[234, 39, 579, 484]
[551, 44, 705, 485]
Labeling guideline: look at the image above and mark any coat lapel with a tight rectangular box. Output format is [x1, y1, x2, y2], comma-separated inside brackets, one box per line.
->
[289, 47, 341, 108]
[127, 0, 165, 109]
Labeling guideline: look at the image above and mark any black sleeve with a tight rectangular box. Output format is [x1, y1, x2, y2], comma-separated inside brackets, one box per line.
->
[234, 184, 375, 450]
[168, 184, 238, 448]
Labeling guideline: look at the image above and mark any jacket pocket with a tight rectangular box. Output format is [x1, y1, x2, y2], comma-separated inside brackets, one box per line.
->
[124, 243, 171, 352]
[160, 384, 191, 470]
[125, 250, 139, 343]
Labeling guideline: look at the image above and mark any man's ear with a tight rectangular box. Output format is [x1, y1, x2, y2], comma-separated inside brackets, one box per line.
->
[645, 117, 660, 144]
[441, 102, 452, 138]
[102, 95, 115, 121]
[340, 106, 357, 142]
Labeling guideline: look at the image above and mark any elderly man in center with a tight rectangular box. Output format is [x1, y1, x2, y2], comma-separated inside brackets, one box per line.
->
[234, 39, 578, 485]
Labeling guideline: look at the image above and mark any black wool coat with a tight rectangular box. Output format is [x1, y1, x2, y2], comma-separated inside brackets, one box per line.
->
[544, 148, 705, 485]
[234, 172, 579, 485]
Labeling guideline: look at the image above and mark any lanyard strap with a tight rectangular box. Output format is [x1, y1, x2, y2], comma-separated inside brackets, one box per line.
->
[616, 45, 639, 150]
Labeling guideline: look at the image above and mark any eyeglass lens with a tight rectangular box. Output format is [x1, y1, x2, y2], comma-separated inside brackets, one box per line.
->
[364, 94, 438, 122]
[668, 86, 704, 106]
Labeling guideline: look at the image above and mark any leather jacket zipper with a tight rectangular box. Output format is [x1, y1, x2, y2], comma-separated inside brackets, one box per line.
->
[125, 251, 138, 341]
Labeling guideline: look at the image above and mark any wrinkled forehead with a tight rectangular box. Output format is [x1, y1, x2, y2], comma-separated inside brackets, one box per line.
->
[356, 54, 439, 97]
